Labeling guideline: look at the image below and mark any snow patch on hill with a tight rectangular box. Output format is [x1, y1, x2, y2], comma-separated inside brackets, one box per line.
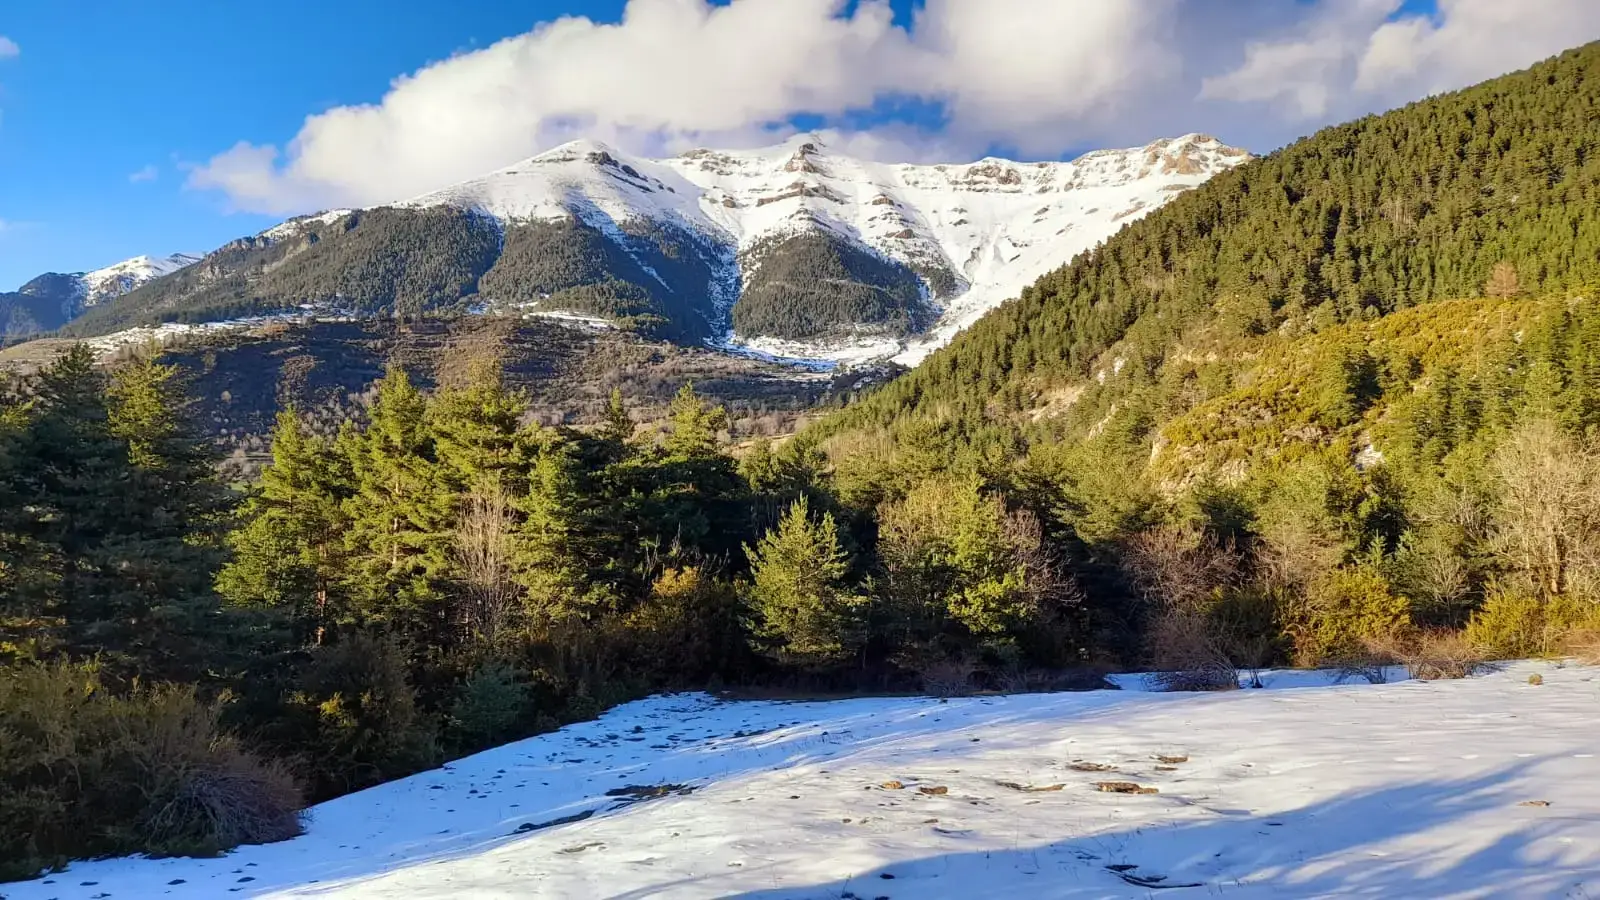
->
[6, 660, 1595, 899]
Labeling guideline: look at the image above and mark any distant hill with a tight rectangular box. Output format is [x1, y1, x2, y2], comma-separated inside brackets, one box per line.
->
[1, 253, 200, 340]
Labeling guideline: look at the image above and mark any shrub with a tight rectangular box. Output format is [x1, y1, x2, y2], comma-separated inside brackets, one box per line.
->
[1292, 567, 1412, 665]
[446, 660, 529, 755]
[0, 662, 302, 882]
[1362, 631, 1493, 681]
[1562, 629, 1600, 665]
[1465, 592, 1600, 658]
[918, 657, 978, 698]
[623, 565, 748, 684]
[1146, 608, 1239, 692]
[279, 634, 438, 799]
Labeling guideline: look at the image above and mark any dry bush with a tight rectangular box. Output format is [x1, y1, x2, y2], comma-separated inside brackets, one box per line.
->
[1122, 524, 1243, 612]
[919, 658, 978, 698]
[1146, 608, 1239, 692]
[140, 747, 304, 856]
[1332, 642, 1398, 684]
[0, 664, 304, 881]
[1560, 629, 1600, 665]
[1364, 630, 1494, 681]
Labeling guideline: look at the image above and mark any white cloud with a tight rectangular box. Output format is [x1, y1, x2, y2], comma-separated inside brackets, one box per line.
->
[1203, 0, 1600, 120]
[190, 0, 1600, 216]
[188, 0, 1170, 214]
[129, 164, 159, 183]
[0, 36, 18, 60]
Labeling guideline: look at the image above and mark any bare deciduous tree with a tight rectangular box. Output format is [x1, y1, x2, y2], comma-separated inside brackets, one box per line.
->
[1122, 524, 1242, 611]
[454, 478, 519, 643]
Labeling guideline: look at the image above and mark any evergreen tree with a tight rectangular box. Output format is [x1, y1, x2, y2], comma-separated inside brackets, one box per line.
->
[428, 360, 530, 497]
[217, 408, 354, 644]
[4, 347, 236, 681]
[343, 366, 453, 635]
[744, 497, 862, 665]
[664, 382, 726, 460]
[514, 437, 610, 624]
[602, 387, 634, 448]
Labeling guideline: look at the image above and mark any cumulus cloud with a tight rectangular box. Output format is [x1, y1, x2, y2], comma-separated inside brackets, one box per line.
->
[0, 36, 18, 60]
[1203, 0, 1600, 120]
[189, 0, 1600, 216]
[189, 0, 1170, 214]
[128, 164, 159, 183]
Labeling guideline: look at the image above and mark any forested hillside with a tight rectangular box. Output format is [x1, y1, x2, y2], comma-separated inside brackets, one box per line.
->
[831, 42, 1600, 430]
[64, 208, 501, 335]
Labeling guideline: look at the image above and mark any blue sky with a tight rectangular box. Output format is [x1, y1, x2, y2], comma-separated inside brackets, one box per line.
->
[1, 0, 1593, 292]
[0, 2, 621, 287]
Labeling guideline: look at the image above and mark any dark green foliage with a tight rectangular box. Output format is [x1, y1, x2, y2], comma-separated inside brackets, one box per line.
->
[274, 634, 439, 799]
[67, 208, 501, 335]
[479, 217, 723, 342]
[733, 233, 931, 340]
[0, 348, 240, 683]
[217, 409, 355, 643]
[446, 660, 529, 753]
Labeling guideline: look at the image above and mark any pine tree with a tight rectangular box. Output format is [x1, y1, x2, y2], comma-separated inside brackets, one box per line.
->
[428, 359, 530, 497]
[744, 497, 862, 665]
[602, 387, 634, 448]
[664, 382, 727, 460]
[6, 347, 237, 681]
[514, 438, 609, 624]
[217, 408, 354, 644]
[343, 366, 453, 635]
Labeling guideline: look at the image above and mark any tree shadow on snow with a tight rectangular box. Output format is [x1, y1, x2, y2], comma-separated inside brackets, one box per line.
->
[713, 757, 1593, 899]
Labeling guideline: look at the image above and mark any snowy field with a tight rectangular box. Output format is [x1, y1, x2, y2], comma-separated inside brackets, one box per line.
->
[5, 661, 1597, 899]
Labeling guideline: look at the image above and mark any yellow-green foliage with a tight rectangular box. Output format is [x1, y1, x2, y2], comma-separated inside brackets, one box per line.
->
[1465, 592, 1600, 658]
[1155, 298, 1540, 483]
[1292, 567, 1413, 664]
[879, 475, 1032, 637]
[0, 662, 302, 882]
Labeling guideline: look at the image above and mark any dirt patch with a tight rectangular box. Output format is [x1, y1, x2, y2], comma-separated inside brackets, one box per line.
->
[996, 781, 1066, 793]
[1067, 761, 1117, 772]
[511, 809, 595, 834]
[1096, 782, 1160, 795]
[606, 784, 695, 804]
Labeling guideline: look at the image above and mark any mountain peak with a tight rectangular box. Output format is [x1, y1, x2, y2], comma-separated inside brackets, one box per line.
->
[530, 139, 625, 164]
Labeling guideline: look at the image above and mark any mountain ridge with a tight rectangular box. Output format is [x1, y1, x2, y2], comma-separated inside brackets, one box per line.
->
[1, 252, 201, 339]
[55, 134, 1250, 361]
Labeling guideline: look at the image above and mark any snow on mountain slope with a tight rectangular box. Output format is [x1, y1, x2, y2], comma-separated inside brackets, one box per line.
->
[403, 134, 1251, 365]
[7, 661, 1595, 899]
[78, 252, 203, 308]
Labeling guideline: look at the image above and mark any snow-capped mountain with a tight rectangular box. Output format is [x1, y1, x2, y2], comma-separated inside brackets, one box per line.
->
[77, 253, 204, 310]
[404, 133, 1251, 364]
[61, 135, 1249, 364]
[2, 252, 204, 338]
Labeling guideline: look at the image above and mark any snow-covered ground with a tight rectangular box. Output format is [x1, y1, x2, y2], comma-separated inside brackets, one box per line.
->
[80, 306, 352, 359]
[7, 661, 1596, 899]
